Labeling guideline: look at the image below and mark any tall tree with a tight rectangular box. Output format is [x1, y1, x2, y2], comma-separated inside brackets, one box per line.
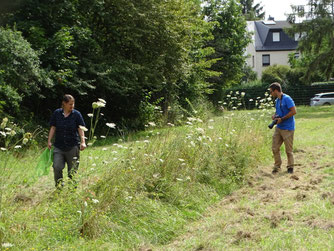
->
[0, 0, 216, 127]
[240, 0, 265, 20]
[204, 0, 251, 100]
[287, 0, 334, 81]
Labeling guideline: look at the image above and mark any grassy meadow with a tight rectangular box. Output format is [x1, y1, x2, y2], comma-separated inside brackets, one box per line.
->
[1, 105, 333, 250]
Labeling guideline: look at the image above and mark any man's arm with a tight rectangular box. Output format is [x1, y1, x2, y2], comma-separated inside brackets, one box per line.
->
[277, 106, 296, 124]
[48, 126, 56, 149]
[78, 127, 87, 151]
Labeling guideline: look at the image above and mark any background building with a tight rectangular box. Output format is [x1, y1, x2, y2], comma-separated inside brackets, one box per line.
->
[246, 20, 299, 78]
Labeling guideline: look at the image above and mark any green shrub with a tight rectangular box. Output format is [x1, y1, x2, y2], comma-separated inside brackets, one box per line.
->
[261, 65, 290, 85]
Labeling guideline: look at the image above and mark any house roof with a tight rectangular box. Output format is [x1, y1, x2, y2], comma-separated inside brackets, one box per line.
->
[254, 21, 298, 51]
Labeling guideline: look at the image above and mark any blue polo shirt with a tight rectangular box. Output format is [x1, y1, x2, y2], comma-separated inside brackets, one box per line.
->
[275, 94, 295, 131]
[50, 108, 86, 151]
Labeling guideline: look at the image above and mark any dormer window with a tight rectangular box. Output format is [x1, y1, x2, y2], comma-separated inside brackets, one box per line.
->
[273, 32, 280, 42]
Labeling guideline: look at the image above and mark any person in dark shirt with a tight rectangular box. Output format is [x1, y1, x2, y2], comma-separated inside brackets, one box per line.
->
[48, 94, 87, 187]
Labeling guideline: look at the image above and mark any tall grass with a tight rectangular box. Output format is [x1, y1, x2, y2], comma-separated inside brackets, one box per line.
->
[0, 108, 274, 250]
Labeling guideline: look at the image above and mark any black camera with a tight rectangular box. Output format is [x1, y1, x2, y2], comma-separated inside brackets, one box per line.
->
[268, 115, 280, 129]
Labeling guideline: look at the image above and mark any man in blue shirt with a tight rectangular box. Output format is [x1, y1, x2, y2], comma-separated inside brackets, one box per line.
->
[269, 82, 297, 174]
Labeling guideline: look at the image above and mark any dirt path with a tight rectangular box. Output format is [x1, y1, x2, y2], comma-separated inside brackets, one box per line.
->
[153, 146, 334, 251]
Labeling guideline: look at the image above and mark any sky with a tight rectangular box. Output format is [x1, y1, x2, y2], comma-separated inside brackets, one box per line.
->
[254, 0, 309, 20]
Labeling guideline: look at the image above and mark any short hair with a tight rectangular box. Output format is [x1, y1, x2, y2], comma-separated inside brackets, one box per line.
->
[62, 94, 75, 103]
[269, 82, 282, 92]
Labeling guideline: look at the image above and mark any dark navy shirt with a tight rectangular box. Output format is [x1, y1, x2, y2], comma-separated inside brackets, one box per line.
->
[275, 94, 295, 131]
[50, 108, 86, 151]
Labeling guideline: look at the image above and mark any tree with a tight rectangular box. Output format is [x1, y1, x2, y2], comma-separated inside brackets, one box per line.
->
[240, 0, 265, 20]
[0, 27, 52, 114]
[287, 0, 334, 81]
[0, 0, 216, 127]
[204, 0, 251, 100]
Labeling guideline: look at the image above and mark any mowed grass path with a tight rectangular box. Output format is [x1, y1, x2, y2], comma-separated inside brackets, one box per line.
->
[152, 106, 334, 251]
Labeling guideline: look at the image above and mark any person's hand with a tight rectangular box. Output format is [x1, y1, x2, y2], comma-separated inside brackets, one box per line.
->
[80, 142, 87, 151]
[276, 118, 283, 124]
[48, 141, 52, 149]
[272, 114, 276, 120]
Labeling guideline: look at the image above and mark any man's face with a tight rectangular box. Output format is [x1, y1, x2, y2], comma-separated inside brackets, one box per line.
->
[63, 100, 75, 112]
[270, 88, 277, 98]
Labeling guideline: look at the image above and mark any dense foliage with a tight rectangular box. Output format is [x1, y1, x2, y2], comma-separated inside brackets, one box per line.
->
[0, 0, 253, 129]
[287, 0, 334, 82]
[204, 0, 251, 101]
[240, 0, 265, 20]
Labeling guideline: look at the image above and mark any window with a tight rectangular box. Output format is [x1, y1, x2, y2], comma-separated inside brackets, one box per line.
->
[273, 32, 280, 42]
[262, 54, 270, 66]
[294, 33, 301, 41]
[294, 52, 300, 59]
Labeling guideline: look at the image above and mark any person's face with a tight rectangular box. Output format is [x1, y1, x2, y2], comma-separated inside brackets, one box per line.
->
[63, 100, 75, 112]
[270, 88, 277, 98]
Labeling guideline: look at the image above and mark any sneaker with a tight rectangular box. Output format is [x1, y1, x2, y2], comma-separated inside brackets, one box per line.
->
[287, 167, 294, 174]
[272, 166, 281, 174]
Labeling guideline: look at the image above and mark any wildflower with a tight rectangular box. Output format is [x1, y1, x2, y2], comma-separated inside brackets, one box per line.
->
[0, 147, 6, 151]
[232, 107, 237, 110]
[14, 145, 22, 149]
[153, 173, 160, 178]
[98, 98, 106, 104]
[0, 131, 6, 137]
[22, 138, 29, 144]
[100, 135, 106, 138]
[176, 178, 183, 181]
[148, 122, 156, 127]
[24, 132, 32, 139]
[186, 121, 193, 126]
[143, 140, 150, 143]
[10, 130, 16, 136]
[102, 148, 107, 151]
[77, 211, 82, 215]
[84, 201, 88, 207]
[249, 99, 253, 101]
[106, 123, 116, 129]
[92, 101, 105, 109]
[208, 126, 214, 129]
[159, 159, 164, 163]
[178, 158, 185, 162]
[190, 141, 195, 147]
[2, 243, 14, 248]
[79, 125, 88, 132]
[241, 92, 245, 97]
[92, 199, 99, 204]
[167, 123, 175, 127]
[87, 113, 93, 118]
[1, 118, 8, 128]
[227, 95, 231, 98]
[196, 128, 204, 134]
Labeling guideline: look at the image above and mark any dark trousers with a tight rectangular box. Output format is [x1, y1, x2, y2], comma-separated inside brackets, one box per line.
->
[53, 146, 80, 186]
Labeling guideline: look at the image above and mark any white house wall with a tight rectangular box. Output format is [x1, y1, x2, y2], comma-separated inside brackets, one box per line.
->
[254, 50, 296, 78]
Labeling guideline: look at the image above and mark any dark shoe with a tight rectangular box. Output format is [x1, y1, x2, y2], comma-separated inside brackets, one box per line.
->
[287, 167, 294, 174]
[272, 166, 281, 174]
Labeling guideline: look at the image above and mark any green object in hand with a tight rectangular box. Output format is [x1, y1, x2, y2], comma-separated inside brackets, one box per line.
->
[36, 148, 53, 176]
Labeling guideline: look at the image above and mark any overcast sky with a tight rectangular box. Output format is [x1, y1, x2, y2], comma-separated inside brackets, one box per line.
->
[254, 0, 309, 20]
